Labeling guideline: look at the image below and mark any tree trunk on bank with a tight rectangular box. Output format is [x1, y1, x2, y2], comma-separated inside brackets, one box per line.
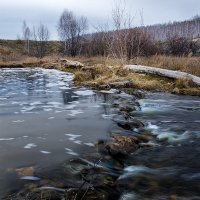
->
[125, 65, 200, 86]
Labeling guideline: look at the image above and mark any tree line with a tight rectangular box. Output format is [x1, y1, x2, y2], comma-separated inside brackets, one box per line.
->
[19, 9, 88, 58]
[19, 8, 200, 60]
[142, 16, 200, 42]
[21, 21, 49, 58]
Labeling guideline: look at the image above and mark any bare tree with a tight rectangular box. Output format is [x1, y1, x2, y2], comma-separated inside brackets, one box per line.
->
[106, 1, 155, 62]
[58, 9, 88, 57]
[33, 23, 50, 58]
[142, 17, 200, 42]
[111, 0, 129, 62]
[22, 20, 31, 55]
[166, 36, 192, 56]
[101, 0, 136, 63]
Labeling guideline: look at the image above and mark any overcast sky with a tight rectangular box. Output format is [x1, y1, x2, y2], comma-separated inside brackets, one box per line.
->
[0, 0, 199, 40]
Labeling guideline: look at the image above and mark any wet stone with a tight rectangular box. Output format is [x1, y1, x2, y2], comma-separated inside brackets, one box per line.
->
[8, 189, 64, 200]
[16, 166, 34, 177]
[106, 135, 140, 156]
[119, 105, 136, 113]
[136, 134, 153, 143]
[109, 81, 133, 89]
[114, 118, 144, 130]
[80, 168, 117, 188]
[122, 89, 145, 99]
[65, 188, 111, 200]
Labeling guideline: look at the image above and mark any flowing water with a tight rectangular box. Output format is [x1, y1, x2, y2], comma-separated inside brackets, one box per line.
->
[0, 68, 200, 199]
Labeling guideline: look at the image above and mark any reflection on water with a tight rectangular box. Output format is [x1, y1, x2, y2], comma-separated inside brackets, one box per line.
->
[0, 68, 200, 199]
[0, 68, 118, 197]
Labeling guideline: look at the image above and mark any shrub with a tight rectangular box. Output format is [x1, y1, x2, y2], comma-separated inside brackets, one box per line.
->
[166, 36, 193, 56]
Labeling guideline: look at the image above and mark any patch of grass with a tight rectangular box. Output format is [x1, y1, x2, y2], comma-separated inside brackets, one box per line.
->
[128, 74, 171, 91]
[73, 70, 93, 82]
[131, 55, 200, 77]
[73, 64, 171, 91]
[75, 55, 200, 78]
[175, 78, 197, 89]
[73, 62, 200, 96]
[72, 56, 200, 95]
[0, 55, 200, 96]
[0, 55, 60, 68]
[178, 88, 200, 96]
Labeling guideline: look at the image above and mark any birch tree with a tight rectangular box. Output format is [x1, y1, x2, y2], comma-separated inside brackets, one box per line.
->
[58, 10, 88, 57]
[33, 23, 50, 58]
[22, 20, 31, 55]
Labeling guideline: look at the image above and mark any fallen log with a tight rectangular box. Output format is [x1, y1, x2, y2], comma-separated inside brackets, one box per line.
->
[125, 65, 200, 86]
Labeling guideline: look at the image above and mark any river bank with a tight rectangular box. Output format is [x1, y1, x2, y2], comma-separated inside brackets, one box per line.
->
[0, 56, 200, 96]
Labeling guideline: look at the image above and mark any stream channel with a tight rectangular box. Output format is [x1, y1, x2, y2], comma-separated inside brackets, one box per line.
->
[0, 68, 200, 199]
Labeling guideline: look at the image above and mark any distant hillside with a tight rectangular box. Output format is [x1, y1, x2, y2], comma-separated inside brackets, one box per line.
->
[0, 39, 61, 54]
[1, 16, 200, 60]
[141, 16, 200, 41]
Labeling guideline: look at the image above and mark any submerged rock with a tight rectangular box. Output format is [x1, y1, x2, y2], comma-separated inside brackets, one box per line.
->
[114, 118, 144, 130]
[16, 166, 34, 177]
[65, 188, 109, 200]
[119, 105, 136, 113]
[122, 89, 145, 98]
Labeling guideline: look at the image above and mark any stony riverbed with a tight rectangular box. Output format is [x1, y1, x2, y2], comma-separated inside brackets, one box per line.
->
[0, 68, 200, 200]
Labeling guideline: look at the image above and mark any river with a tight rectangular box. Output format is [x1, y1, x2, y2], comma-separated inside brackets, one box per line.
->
[0, 68, 200, 199]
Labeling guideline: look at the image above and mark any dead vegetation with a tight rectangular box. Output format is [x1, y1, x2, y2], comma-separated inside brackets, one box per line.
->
[131, 55, 200, 77]
[70, 59, 199, 95]
[71, 55, 200, 95]
[73, 63, 179, 93]
[0, 55, 200, 96]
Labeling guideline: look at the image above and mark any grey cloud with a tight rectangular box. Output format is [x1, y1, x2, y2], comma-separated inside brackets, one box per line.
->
[0, 0, 199, 40]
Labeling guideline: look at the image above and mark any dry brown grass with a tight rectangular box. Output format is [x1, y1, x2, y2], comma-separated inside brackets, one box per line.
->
[130, 55, 200, 77]
[0, 55, 61, 68]
[73, 70, 93, 82]
[177, 88, 200, 96]
[73, 65, 126, 87]
[0, 55, 200, 96]
[73, 61, 200, 96]
[73, 64, 173, 91]
[72, 55, 200, 95]
[127, 73, 172, 91]
[175, 78, 197, 89]
[74, 56, 124, 67]
[75, 55, 200, 78]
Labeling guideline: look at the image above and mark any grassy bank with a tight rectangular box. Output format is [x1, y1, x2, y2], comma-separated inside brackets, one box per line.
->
[70, 55, 200, 96]
[74, 55, 200, 77]
[131, 55, 200, 77]
[72, 64, 200, 96]
[0, 55, 200, 96]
